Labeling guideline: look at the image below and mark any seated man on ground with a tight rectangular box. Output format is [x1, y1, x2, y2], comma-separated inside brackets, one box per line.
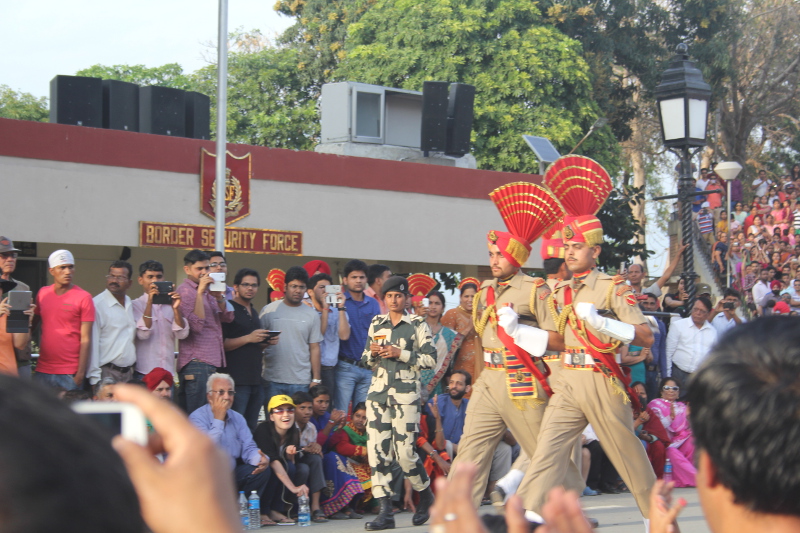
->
[189, 372, 271, 526]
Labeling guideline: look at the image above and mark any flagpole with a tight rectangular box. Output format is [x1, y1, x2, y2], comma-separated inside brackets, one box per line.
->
[214, 0, 228, 252]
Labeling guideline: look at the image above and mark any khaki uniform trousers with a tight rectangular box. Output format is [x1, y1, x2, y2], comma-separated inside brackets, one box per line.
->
[518, 367, 656, 517]
[508, 357, 585, 494]
[450, 366, 547, 508]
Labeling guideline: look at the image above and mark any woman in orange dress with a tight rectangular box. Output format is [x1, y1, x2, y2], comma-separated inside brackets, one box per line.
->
[441, 279, 481, 394]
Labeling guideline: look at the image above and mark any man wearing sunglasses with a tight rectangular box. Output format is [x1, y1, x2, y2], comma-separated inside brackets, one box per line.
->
[190, 372, 271, 504]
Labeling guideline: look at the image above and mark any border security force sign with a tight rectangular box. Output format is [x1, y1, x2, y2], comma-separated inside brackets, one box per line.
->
[199, 149, 252, 225]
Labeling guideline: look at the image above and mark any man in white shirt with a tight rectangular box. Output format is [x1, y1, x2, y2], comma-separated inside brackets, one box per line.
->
[751, 268, 772, 316]
[752, 169, 772, 198]
[88, 261, 138, 385]
[710, 289, 746, 337]
[666, 296, 718, 397]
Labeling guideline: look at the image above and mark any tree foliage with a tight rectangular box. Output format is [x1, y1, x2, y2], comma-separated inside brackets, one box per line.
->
[336, 0, 620, 175]
[192, 31, 319, 149]
[75, 63, 196, 90]
[0, 85, 48, 122]
[597, 185, 650, 270]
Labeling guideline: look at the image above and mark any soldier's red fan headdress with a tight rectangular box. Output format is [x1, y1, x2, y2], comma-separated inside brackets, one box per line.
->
[543, 156, 613, 246]
[487, 182, 565, 267]
[407, 273, 438, 303]
[266, 268, 286, 300]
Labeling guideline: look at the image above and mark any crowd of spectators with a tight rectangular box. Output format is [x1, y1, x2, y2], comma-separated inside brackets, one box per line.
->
[690, 164, 800, 318]
[1, 194, 796, 530]
[0, 242, 518, 526]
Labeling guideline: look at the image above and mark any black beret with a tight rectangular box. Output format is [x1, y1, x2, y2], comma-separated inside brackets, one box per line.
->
[382, 275, 410, 297]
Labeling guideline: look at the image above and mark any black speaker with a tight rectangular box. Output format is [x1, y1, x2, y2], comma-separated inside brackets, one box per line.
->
[420, 81, 450, 152]
[102, 80, 139, 132]
[139, 86, 185, 136]
[50, 75, 103, 127]
[445, 83, 476, 156]
[185, 91, 211, 140]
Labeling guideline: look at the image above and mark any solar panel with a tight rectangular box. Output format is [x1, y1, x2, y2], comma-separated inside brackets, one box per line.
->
[522, 135, 561, 163]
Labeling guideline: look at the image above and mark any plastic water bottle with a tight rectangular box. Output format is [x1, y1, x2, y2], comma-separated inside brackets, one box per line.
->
[298, 494, 311, 527]
[239, 491, 249, 530]
[664, 458, 673, 483]
[248, 490, 260, 530]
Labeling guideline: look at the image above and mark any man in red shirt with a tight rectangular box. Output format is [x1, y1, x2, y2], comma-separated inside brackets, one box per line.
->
[33, 250, 95, 390]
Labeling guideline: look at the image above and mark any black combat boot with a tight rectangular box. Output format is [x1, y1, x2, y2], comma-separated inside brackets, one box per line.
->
[412, 486, 435, 526]
[365, 497, 395, 530]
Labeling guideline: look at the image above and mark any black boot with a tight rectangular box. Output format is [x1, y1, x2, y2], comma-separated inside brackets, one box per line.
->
[412, 486, 435, 526]
[365, 497, 395, 531]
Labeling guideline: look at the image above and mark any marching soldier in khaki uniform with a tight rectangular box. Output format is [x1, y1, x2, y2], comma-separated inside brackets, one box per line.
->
[361, 276, 437, 530]
[490, 225, 587, 508]
[449, 182, 576, 509]
[519, 156, 656, 522]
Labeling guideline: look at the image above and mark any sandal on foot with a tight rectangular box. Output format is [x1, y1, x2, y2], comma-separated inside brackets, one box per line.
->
[329, 511, 350, 520]
[311, 510, 329, 523]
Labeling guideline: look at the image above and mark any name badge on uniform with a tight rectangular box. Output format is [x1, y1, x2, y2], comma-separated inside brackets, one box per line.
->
[492, 352, 503, 365]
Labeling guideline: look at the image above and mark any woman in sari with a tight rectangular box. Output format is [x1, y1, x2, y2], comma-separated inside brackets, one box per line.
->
[420, 290, 462, 403]
[648, 378, 696, 488]
[323, 402, 369, 518]
[441, 279, 481, 393]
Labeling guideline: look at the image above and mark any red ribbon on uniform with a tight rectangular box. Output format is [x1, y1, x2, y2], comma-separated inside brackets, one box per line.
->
[486, 287, 553, 398]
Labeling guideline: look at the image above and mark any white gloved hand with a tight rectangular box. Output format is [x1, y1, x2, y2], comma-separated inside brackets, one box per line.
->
[575, 302, 635, 344]
[575, 302, 603, 329]
[496, 306, 519, 336]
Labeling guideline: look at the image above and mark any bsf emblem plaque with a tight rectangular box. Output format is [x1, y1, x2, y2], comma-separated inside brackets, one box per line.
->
[200, 149, 252, 225]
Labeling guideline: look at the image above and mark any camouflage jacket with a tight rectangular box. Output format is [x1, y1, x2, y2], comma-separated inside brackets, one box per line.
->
[361, 313, 436, 405]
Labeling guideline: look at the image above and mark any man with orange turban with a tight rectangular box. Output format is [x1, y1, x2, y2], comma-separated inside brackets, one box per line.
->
[448, 182, 571, 509]
[520, 156, 656, 525]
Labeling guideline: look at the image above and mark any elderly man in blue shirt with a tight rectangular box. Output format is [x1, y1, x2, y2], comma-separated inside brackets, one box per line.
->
[190, 372, 271, 510]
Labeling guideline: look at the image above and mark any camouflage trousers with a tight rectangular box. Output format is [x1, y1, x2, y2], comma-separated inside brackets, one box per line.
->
[366, 400, 430, 498]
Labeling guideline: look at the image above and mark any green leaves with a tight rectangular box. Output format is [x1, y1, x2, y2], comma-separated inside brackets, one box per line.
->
[0, 85, 48, 122]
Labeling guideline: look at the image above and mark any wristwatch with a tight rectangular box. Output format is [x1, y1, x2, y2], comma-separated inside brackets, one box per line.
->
[339, 307, 347, 312]
[311, 378, 322, 384]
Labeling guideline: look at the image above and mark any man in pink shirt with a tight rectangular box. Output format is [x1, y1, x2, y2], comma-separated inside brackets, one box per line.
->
[176, 249, 234, 414]
[131, 260, 189, 379]
[33, 250, 95, 390]
[364, 264, 392, 315]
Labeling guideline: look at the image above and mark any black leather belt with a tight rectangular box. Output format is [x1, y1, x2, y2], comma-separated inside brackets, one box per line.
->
[103, 362, 133, 373]
[338, 356, 363, 367]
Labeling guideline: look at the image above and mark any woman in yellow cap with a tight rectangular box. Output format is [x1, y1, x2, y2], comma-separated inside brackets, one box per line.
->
[254, 395, 310, 524]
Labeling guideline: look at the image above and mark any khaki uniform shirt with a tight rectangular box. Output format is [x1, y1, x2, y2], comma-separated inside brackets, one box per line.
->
[474, 272, 555, 352]
[361, 313, 436, 405]
[550, 269, 646, 349]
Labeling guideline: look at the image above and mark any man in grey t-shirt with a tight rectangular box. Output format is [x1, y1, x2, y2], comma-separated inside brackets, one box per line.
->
[259, 266, 323, 405]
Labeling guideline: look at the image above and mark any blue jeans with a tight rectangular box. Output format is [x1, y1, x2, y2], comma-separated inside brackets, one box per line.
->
[262, 380, 309, 412]
[232, 383, 264, 432]
[178, 361, 217, 415]
[234, 463, 271, 499]
[333, 360, 371, 414]
[33, 372, 79, 391]
[645, 368, 660, 403]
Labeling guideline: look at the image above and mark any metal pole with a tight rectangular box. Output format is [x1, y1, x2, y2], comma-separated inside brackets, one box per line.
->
[679, 148, 696, 312]
[726, 179, 732, 288]
[214, 0, 229, 253]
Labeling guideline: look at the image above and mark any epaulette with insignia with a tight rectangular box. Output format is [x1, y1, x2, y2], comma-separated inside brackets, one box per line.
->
[612, 274, 626, 285]
[616, 284, 633, 297]
[532, 277, 546, 288]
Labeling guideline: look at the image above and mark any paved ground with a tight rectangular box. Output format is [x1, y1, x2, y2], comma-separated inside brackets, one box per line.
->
[287, 488, 708, 532]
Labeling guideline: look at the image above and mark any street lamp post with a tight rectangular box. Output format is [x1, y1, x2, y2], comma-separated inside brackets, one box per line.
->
[214, 0, 229, 253]
[714, 161, 743, 288]
[655, 43, 712, 312]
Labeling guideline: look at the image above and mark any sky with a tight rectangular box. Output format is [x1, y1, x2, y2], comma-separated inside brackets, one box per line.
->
[1, 0, 294, 98]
